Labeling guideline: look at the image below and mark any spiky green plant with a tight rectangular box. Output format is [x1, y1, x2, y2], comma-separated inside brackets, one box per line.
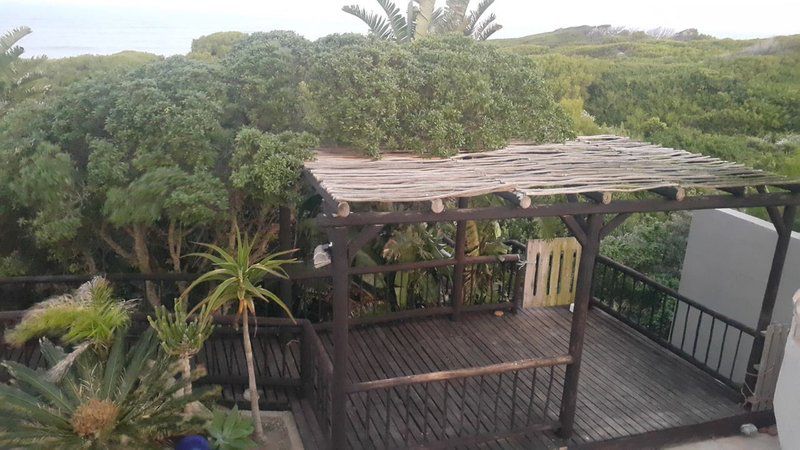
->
[1, 26, 46, 115]
[148, 298, 215, 395]
[0, 329, 219, 449]
[182, 229, 295, 442]
[4, 277, 136, 349]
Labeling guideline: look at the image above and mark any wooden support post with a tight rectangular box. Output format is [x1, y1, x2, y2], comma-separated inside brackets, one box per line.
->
[278, 206, 294, 309]
[300, 322, 314, 398]
[745, 205, 797, 396]
[451, 197, 469, 321]
[329, 226, 350, 449]
[512, 259, 526, 313]
[560, 215, 587, 246]
[558, 214, 602, 438]
[347, 224, 385, 263]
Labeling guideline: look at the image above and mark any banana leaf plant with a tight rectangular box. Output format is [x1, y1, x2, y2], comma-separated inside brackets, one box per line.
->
[182, 229, 296, 443]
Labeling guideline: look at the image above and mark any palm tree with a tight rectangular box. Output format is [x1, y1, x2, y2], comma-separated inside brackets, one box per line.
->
[343, 0, 502, 42]
[0, 26, 46, 115]
[182, 230, 295, 443]
[432, 0, 503, 40]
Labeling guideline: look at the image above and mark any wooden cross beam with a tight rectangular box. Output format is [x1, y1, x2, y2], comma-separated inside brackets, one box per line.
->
[347, 224, 386, 263]
[560, 215, 587, 246]
[599, 213, 632, 240]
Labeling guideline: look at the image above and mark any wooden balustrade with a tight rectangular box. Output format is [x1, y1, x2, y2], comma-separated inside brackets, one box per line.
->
[343, 355, 571, 449]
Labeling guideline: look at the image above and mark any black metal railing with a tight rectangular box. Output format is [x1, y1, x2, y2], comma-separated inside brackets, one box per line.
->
[593, 256, 758, 389]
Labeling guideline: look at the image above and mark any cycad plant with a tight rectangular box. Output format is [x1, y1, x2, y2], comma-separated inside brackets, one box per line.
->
[342, 0, 502, 42]
[149, 298, 215, 395]
[182, 229, 295, 442]
[0, 330, 218, 449]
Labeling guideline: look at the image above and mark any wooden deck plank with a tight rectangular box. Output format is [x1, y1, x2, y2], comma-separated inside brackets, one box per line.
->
[321, 307, 745, 449]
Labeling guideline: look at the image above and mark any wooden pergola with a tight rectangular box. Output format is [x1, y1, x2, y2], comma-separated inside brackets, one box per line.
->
[301, 135, 800, 448]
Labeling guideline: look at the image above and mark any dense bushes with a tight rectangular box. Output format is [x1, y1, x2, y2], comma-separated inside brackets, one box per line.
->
[0, 31, 569, 281]
[304, 34, 572, 156]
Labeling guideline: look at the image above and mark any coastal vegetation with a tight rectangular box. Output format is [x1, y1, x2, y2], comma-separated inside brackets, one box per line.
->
[1, 23, 799, 297]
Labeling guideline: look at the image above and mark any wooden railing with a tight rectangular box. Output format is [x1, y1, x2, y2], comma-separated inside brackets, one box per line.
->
[301, 321, 334, 441]
[296, 255, 522, 324]
[0, 312, 305, 409]
[343, 355, 571, 449]
[593, 256, 758, 389]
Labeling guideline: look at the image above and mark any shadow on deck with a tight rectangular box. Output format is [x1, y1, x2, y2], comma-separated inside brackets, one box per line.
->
[317, 307, 744, 449]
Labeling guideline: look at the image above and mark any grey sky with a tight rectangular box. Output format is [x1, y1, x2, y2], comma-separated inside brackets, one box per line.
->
[3, 0, 799, 57]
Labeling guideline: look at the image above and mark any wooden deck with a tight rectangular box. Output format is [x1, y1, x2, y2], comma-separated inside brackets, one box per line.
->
[319, 307, 744, 449]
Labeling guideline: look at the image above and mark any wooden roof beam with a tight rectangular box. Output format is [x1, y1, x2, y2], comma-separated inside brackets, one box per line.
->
[302, 170, 350, 217]
[718, 186, 746, 197]
[582, 192, 612, 204]
[431, 198, 445, 214]
[650, 187, 686, 201]
[772, 183, 800, 194]
[496, 192, 532, 209]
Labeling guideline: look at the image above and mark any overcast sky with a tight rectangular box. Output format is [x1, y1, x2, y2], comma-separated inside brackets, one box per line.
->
[4, 0, 799, 57]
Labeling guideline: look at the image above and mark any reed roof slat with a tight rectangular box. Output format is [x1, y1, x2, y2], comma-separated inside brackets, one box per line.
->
[304, 135, 794, 204]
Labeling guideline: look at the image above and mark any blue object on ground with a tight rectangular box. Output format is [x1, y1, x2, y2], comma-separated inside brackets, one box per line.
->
[176, 435, 212, 450]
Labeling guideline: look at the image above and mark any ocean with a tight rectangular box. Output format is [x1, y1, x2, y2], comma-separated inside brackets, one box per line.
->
[1, 1, 349, 59]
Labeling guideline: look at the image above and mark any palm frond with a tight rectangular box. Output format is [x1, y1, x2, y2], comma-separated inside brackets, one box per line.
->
[474, 16, 502, 40]
[1, 26, 31, 56]
[342, 5, 394, 40]
[377, 0, 411, 42]
[1, 361, 73, 412]
[465, 0, 496, 35]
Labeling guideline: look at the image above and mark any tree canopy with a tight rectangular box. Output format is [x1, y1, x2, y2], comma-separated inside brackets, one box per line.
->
[0, 29, 569, 299]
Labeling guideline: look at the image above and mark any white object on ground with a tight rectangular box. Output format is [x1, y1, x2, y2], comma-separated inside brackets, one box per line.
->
[740, 423, 758, 436]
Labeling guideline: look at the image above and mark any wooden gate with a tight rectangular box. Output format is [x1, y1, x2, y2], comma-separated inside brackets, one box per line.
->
[522, 238, 582, 308]
[749, 323, 790, 411]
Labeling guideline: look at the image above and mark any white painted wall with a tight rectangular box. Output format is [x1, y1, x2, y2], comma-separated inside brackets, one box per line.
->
[677, 209, 800, 383]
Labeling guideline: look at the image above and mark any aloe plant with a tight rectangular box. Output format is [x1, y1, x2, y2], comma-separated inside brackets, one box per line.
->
[182, 229, 296, 442]
[0, 329, 218, 448]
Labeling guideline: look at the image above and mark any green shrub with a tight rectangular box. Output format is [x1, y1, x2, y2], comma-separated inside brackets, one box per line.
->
[304, 34, 573, 156]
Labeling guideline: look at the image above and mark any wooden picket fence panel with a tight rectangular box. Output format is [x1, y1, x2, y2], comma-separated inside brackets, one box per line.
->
[522, 238, 581, 308]
[749, 323, 790, 411]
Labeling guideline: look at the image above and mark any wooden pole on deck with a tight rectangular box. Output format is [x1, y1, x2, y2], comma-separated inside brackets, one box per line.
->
[451, 197, 469, 321]
[745, 205, 797, 396]
[278, 206, 294, 309]
[329, 226, 350, 449]
[558, 213, 603, 438]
